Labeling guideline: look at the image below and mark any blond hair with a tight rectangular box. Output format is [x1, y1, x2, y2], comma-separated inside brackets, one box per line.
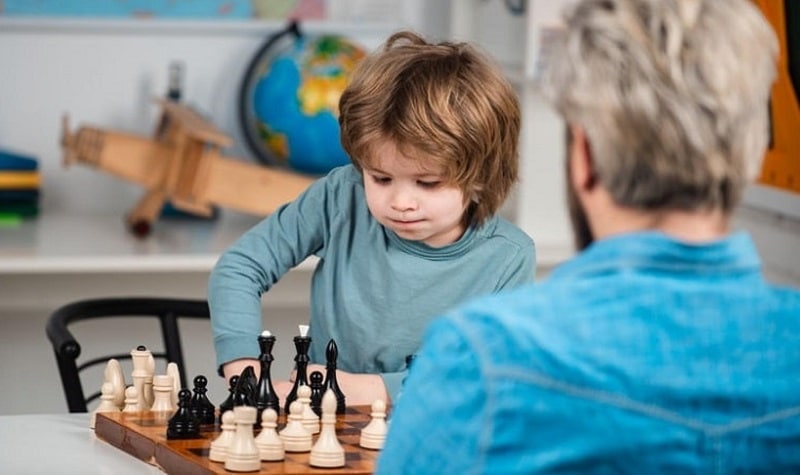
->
[339, 30, 520, 226]
[543, 0, 778, 212]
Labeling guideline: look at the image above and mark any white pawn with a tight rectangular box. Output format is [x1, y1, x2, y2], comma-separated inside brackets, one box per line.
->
[225, 406, 261, 472]
[166, 362, 182, 407]
[91, 382, 120, 429]
[143, 352, 156, 409]
[254, 408, 284, 462]
[310, 389, 345, 468]
[359, 398, 388, 450]
[298, 385, 320, 434]
[103, 358, 126, 409]
[122, 386, 141, 413]
[150, 374, 175, 421]
[279, 401, 312, 452]
[209, 410, 236, 463]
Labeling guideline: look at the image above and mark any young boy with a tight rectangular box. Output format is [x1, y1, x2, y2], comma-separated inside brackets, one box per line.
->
[208, 30, 535, 405]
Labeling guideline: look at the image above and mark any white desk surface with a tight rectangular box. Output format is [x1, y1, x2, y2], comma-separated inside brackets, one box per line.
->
[0, 413, 162, 474]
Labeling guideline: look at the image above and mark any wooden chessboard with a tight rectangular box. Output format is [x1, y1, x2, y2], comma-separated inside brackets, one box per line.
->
[94, 406, 382, 474]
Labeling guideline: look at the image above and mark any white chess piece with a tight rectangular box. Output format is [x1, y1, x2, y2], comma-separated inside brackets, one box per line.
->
[122, 386, 141, 413]
[209, 410, 236, 463]
[143, 352, 155, 409]
[90, 382, 120, 429]
[359, 398, 388, 450]
[254, 408, 284, 462]
[298, 384, 320, 434]
[103, 358, 126, 409]
[225, 406, 261, 472]
[310, 389, 345, 468]
[279, 401, 312, 452]
[130, 346, 151, 410]
[166, 362, 181, 407]
[150, 374, 175, 420]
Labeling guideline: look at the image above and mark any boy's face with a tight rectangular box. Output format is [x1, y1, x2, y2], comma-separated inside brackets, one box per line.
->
[362, 140, 467, 247]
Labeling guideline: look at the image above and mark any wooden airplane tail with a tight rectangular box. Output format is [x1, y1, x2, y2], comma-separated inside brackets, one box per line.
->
[60, 114, 79, 166]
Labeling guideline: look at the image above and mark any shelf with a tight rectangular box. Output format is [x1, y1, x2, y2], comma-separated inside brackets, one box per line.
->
[0, 17, 406, 37]
[0, 211, 315, 274]
[0, 210, 571, 275]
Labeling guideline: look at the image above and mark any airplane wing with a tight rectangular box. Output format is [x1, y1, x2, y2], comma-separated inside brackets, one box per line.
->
[199, 152, 316, 216]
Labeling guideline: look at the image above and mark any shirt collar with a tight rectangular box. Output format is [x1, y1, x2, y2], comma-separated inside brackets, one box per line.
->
[550, 231, 761, 280]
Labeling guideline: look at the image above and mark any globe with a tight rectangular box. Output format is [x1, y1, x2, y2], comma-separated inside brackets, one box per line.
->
[239, 23, 366, 175]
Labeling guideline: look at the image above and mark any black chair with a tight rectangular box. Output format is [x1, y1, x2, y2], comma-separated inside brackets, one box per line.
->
[45, 297, 210, 413]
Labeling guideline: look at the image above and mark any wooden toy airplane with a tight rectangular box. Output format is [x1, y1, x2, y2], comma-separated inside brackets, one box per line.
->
[61, 99, 316, 237]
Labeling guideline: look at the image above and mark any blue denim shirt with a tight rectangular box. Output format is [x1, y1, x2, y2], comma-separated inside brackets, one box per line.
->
[378, 232, 800, 474]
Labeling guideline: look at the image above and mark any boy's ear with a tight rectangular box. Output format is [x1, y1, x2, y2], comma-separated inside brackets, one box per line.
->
[568, 124, 596, 191]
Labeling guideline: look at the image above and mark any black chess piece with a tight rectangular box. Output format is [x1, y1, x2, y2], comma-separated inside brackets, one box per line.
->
[189, 375, 216, 425]
[324, 339, 346, 414]
[218, 375, 238, 423]
[309, 370, 325, 417]
[234, 366, 257, 407]
[255, 332, 280, 419]
[167, 388, 200, 439]
[283, 333, 311, 414]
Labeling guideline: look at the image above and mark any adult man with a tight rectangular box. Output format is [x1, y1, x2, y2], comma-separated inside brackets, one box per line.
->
[377, 0, 800, 473]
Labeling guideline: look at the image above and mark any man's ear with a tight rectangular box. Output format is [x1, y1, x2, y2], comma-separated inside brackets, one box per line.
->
[568, 124, 596, 191]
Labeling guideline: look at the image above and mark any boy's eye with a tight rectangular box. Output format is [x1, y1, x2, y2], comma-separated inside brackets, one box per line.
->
[418, 180, 441, 189]
[371, 175, 391, 185]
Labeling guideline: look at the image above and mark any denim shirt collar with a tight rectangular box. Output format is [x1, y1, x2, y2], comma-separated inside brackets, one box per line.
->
[550, 231, 761, 280]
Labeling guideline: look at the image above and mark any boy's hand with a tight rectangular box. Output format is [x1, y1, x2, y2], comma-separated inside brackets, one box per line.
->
[290, 364, 389, 406]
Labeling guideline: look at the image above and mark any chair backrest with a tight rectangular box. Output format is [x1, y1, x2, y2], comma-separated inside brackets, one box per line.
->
[45, 297, 210, 413]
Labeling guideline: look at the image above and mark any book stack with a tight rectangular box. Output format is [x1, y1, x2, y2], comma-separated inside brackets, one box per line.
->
[0, 148, 40, 224]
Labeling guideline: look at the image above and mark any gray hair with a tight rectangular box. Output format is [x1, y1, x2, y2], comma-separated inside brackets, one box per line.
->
[542, 0, 778, 212]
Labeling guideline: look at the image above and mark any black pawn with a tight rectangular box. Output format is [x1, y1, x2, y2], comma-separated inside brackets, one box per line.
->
[167, 388, 200, 439]
[218, 375, 238, 423]
[255, 333, 280, 419]
[233, 366, 257, 407]
[284, 333, 311, 414]
[309, 370, 324, 417]
[324, 339, 346, 414]
[189, 375, 216, 425]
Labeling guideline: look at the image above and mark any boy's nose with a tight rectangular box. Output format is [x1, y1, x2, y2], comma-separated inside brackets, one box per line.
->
[390, 188, 417, 211]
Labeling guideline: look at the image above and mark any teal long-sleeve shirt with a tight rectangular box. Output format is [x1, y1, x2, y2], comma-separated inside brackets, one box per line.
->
[208, 164, 536, 400]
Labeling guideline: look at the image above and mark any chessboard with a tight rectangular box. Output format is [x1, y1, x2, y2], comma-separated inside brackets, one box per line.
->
[94, 406, 382, 474]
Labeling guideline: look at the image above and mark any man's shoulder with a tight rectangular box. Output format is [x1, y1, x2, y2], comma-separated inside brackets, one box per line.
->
[442, 283, 552, 338]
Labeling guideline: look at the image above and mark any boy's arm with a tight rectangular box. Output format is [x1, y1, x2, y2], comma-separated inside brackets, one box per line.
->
[209, 175, 332, 375]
